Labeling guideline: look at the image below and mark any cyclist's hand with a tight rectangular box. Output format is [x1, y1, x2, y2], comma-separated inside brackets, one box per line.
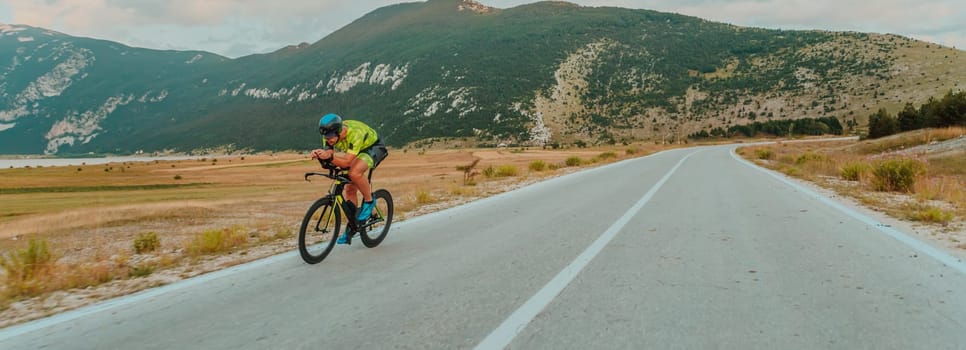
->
[311, 149, 333, 161]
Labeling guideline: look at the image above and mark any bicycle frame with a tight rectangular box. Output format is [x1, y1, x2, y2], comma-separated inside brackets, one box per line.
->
[305, 162, 384, 234]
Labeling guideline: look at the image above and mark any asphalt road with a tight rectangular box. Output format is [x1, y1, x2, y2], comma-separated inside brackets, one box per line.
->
[2, 145, 965, 349]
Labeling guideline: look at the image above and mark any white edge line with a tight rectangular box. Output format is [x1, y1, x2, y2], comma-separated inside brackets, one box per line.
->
[0, 147, 693, 339]
[729, 147, 966, 275]
[473, 150, 701, 350]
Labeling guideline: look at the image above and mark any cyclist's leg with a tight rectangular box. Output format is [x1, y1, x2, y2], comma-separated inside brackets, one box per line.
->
[348, 156, 372, 202]
[343, 183, 359, 208]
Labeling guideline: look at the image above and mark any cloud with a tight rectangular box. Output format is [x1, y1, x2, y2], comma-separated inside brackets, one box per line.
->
[4, 0, 400, 57]
[488, 0, 966, 49]
[670, 0, 966, 48]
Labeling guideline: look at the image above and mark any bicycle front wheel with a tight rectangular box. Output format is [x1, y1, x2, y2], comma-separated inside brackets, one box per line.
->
[360, 189, 393, 248]
[298, 197, 342, 264]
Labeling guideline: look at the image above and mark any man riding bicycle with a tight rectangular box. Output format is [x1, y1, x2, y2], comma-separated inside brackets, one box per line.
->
[311, 113, 388, 244]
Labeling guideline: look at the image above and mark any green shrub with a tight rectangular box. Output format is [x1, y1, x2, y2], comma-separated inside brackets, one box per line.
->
[755, 149, 774, 160]
[910, 207, 953, 224]
[781, 166, 801, 177]
[1, 239, 53, 280]
[1, 239, 55, 297]
[565, 156, 583, 166]
[795, 152, 825, 164]
[495, 165, 519, 177]
[872, 158, 925, 192]
[840, 162, 870, 181]
[596, 152, 617, 161]
[128, 264, 156, 278]
[133, 232, 160, 254]
[482, 166, 496, 178]
[186, 227, 248, 255]
[529, 160, 547, 172]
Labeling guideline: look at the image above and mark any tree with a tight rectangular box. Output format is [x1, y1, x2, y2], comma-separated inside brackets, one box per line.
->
[938, 90, 966, 127]
[897, 103, 922, 131]
[920, 97, 942, 128]
[867, 108, 899, 139]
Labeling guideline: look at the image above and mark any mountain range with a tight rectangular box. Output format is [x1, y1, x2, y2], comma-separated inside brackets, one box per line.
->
[2, 0, 964, 155]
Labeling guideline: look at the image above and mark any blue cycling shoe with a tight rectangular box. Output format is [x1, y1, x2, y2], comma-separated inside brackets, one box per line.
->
[336, 228, 351, 245]
[357, 200, 375, 222]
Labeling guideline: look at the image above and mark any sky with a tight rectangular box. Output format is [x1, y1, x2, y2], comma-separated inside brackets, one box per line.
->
[1, 0, 963, 58]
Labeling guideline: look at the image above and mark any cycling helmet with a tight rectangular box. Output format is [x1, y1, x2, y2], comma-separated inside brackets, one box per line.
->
[319, 113, 343, 137]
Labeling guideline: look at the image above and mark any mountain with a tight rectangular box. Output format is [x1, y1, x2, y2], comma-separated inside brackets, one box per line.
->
[2, 0, 964, 155]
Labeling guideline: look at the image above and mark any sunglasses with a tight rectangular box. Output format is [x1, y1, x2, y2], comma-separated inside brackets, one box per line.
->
[320, 127, 339, 138]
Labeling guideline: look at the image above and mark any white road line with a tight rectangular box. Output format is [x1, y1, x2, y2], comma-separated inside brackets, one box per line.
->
[473, 150, 700, 350]
[730, 147, 966, 275]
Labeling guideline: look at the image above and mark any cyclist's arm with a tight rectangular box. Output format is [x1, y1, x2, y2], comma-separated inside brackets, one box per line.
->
[329, 152, 357, 169]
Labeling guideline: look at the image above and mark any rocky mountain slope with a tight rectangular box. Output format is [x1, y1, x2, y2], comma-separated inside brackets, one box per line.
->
[1, 0, 964, 155]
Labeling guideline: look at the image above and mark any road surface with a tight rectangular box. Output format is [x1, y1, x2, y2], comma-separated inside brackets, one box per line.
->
[2, 145, 964, 349]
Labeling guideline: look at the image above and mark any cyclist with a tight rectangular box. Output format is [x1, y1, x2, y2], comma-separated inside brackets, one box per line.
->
[311, 113, 389, 244]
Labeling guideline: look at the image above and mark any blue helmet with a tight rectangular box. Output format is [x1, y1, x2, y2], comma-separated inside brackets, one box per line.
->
[319, 113, 343, 137]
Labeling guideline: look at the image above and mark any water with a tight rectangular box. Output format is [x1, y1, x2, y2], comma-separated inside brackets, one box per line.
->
[0, 155, 207, 169]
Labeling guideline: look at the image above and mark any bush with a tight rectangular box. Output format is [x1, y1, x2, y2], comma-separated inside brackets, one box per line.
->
[777, 155, 796, 164]
[529, 160, 547, 172]
[416, 190, 435, 204]
[134, 232, 161, 254]
[840, 162, 870, 181]
[186, 227, 248, 256]
[872, 158, 925, 192]
[781, 166, 801, 177]
[755, 149, 774, 160]
[495, 165, 519, 177]
[910, 207, 953, 224]
[565, 156, 583, 166]
[596, 152, 617, 161]
[482, 166, 496, 178]
[1, 239, 55, 297]
[795, 152, 825, 164]
[128, 264, 156, 278]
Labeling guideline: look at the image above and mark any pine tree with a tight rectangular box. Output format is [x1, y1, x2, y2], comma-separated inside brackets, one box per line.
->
[867, 108, 899, 139]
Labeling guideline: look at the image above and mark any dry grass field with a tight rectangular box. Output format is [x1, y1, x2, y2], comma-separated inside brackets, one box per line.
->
[0, 143, 670, 326]
[737, 127, 965, 251]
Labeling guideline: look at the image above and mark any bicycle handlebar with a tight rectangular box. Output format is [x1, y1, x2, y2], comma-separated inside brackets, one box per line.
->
[304, 158, 351, 183]
[317, 158, 339, 171]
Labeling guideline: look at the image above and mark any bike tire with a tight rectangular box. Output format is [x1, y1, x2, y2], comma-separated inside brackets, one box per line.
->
[298, 197, 342, 264]
[359, 189, 393, 248]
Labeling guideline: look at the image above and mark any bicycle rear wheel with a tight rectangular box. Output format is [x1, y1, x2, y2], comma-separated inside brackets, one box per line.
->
[359, 189, 393, 248]
[298, 197, 342, 264]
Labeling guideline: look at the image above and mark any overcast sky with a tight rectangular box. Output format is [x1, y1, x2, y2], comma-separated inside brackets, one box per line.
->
[1, 0, 963, 58]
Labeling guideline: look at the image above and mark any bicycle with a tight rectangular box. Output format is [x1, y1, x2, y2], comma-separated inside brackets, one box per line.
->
[298, 159, 394, 264]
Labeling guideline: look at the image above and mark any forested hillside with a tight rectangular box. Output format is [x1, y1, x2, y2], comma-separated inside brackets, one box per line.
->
[1, 0, 963, 155]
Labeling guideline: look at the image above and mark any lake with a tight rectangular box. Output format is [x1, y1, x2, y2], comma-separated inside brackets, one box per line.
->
[0, 155, 207, 169]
